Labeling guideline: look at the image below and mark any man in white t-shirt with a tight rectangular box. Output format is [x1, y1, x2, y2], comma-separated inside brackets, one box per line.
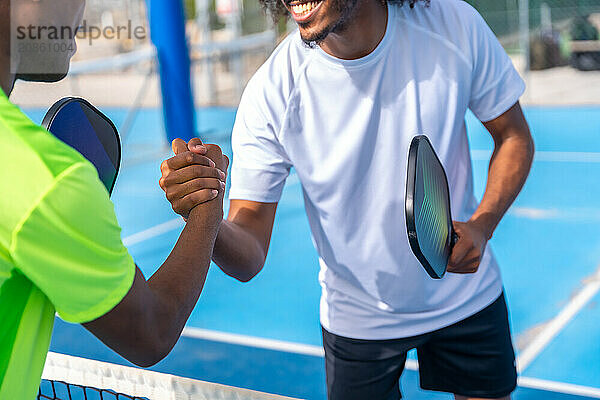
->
[160, 0, 534, 398]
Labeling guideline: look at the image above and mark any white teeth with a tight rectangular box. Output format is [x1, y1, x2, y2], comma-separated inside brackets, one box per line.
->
[292, 1, 319, 15]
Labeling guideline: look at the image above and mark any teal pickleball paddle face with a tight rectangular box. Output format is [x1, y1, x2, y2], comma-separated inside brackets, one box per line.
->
[42, 98, 121, 195]
[406, 135, 454, 279]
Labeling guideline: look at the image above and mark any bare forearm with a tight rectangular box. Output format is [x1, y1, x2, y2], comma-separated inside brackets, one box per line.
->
[145, 202, 222, 351]
[212, 220, 265, 282]
[85, 145, 230, 367]
[472, 134, 534, 238]
[83, 201, 222, 367]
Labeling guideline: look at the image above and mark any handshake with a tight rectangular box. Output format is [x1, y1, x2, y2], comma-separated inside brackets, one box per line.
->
[159, 138, 229, 220]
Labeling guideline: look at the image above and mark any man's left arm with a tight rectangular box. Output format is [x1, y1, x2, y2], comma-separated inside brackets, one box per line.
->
[448, 101, 534, 273]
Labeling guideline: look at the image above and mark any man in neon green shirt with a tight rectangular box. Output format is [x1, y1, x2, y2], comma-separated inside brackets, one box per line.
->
[0, 1, 229, 398]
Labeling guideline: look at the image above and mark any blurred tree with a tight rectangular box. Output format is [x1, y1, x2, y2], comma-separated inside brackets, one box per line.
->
[570, 14, 599, 40]
[241, 0, 269, 34]
[466, 0, 600, 38]
[184, 0, 197, 19]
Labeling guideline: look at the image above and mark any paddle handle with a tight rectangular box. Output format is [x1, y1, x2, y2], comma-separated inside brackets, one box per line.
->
[451, 231, 459, 248]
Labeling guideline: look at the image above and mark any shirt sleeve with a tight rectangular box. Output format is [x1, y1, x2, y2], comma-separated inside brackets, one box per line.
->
[11, 162, 135, 324]
[468, 8, 526, 122]
[228, 79, 292, 203]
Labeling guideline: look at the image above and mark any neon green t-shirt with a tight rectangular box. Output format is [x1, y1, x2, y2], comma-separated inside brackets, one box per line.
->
[0, 90, 135, 400]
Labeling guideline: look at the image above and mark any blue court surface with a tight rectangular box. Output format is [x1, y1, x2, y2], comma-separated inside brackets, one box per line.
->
[28, 105, 600, 399]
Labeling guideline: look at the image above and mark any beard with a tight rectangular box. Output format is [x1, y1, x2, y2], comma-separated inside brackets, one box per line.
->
[298, 0, 361, 47]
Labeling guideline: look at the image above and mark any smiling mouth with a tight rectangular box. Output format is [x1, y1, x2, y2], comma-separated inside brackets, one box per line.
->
[288, 0, 324, 22]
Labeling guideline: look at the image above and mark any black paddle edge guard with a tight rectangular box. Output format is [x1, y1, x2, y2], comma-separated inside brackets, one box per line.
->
[405, 135, 458, 280]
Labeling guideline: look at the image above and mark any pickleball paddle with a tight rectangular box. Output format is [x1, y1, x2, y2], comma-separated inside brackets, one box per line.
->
[405, 135, 459, 279]
[42, 97, 121, 195]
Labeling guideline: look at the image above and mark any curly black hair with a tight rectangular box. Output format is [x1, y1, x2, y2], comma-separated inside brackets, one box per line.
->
[260, 0, 429, 24]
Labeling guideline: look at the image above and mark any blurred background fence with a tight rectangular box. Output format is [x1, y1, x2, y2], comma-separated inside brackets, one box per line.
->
[470, 0, 600, 71]
[467, 0, 600, 104]
[11, 0, 600, 109]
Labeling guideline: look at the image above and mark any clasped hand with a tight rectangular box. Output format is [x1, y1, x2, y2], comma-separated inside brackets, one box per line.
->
[159, 138, 229, 220]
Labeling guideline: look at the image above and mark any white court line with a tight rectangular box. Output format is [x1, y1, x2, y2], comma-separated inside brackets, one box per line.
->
[122, 218, 184, 247]
[517, 264, 600, 372]
[518, 377, 600, 399]
[121, 172, 302, 248]
[509, 207, 600, 222]
[404, 359, 419, 370]
[471, 149, 600, 163]
[181, 328, 600, 398]
[182, 327, 325, 357]
[406, 361, 600, 398]
[405, 360, 600, 398]
[510, 207, 560, 219]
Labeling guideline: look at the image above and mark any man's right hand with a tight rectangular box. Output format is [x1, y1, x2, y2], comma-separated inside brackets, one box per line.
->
[159, 138, 229, 219]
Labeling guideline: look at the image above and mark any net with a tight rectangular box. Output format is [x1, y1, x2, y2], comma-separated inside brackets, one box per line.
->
[40, 352, 300, 400]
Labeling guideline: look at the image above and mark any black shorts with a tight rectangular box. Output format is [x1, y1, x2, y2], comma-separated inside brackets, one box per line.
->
[322, 293, 517, 400]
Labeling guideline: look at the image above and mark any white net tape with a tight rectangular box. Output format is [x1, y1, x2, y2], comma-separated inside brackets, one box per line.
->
[42, 352, 301, 400]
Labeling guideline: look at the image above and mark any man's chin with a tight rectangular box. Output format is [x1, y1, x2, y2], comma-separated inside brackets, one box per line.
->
[299, 24, 334, 47]
[298, 0, 358, 47]
[16, 72, 68, 83]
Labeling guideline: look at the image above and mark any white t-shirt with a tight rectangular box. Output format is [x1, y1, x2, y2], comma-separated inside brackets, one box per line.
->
[229, 0, 525, 339]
